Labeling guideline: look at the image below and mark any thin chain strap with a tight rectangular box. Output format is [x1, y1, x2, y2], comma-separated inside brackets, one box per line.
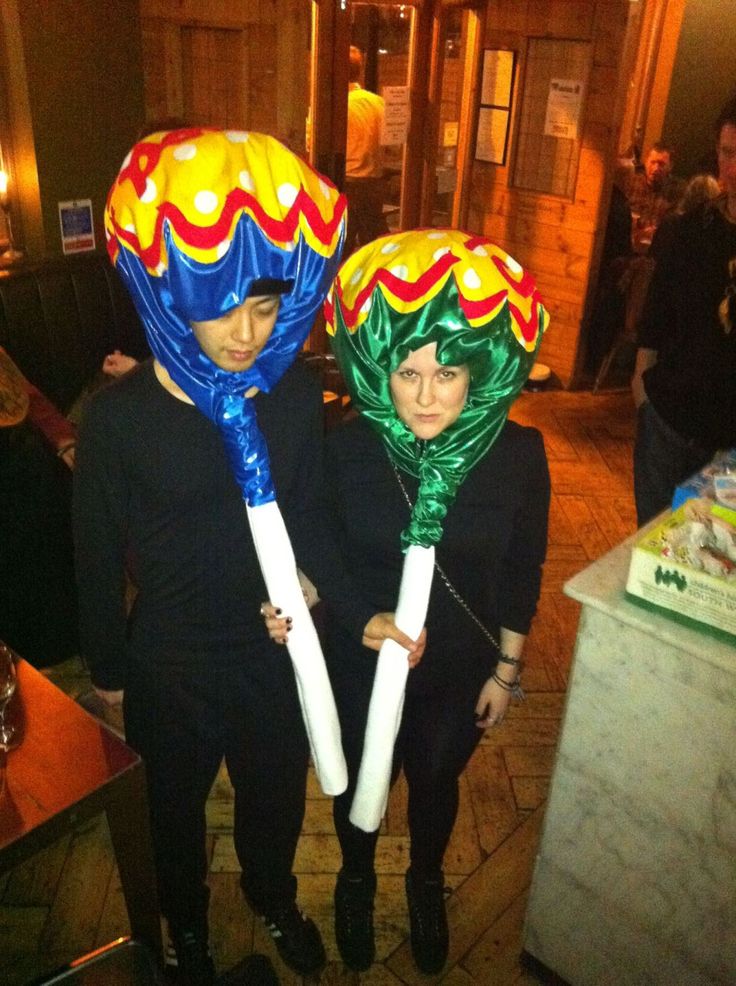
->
[389, 458, 502, 655]
[389, 457, 525, 700]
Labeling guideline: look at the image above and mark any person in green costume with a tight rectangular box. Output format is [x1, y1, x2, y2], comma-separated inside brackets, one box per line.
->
[266, 228, 551, 975]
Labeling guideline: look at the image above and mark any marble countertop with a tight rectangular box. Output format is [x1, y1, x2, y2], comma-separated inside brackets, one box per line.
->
[564, 533, 735, 672]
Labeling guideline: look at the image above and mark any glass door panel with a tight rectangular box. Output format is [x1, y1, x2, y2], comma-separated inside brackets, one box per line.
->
[431, 7, 465, 226]
[348, 3, 414, 240]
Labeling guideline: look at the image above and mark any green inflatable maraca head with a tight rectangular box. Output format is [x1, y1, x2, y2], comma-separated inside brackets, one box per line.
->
[325, 229, 548, 548]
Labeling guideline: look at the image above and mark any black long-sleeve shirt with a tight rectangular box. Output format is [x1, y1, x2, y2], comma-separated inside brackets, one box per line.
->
[73, 359, 373, 690]
[324, 415, 550, 690]
[638, 201, 736, 449]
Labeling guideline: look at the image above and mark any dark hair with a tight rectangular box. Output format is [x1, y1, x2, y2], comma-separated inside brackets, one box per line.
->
[715, 96, 736, 138]
[249, 278, 292, 297]
[649, 141, 674, 160]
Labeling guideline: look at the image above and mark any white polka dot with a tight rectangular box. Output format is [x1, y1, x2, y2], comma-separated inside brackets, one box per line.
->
[155, 262, 167, 276]
[380, 241, 399, 254]
[390, 264, 409, 279]
[505, 254, 522, 274]
[225, 131, 249, 143]
[472, 244, 487, 257]
[283, 240, 295, 252]
[277, 183, 298, 207]
[463, 267, 481, 290]
[124, 223, 136, 233]
[239, 170, 254, 192]
[140, 178, 157, 203]
[433, 247, 450, 261]
[319, 179, 331, 199]
[427, 231, 445, 240]
[194, 190, 218, 214]
[173, 143, 197, 161]
[216, 239, 230, 259]
[360, 297, 372, 315]
[350, 268, 363, 286]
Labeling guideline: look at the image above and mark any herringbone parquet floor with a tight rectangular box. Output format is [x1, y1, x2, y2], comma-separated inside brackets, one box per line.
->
[0, 387, 638, 986]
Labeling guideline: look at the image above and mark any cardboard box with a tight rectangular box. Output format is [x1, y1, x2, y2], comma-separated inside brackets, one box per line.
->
[672, 448, 736, 510]
[626, 504, 736, 640]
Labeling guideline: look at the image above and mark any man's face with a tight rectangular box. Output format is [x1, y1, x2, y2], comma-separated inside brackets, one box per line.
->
[717, 123, 736, 198]
[645, 149, 672, 189]
[190, 295, 280, 372]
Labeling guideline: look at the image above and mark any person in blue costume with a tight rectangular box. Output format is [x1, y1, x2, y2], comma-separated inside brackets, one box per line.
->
[73, 128, 423, 985]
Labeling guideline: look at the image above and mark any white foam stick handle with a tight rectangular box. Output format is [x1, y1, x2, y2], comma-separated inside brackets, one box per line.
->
[349, 544, 435, 832]
[247, 500, 347, 796]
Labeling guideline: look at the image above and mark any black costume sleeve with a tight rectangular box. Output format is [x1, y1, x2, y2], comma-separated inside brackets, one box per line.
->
[496, 427, 550, 634]
[636, 216, 687, 353]
[72, 393, 130, 690]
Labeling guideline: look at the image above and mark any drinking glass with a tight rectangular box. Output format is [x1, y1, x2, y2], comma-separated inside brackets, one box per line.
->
[0, 644, 17, 751]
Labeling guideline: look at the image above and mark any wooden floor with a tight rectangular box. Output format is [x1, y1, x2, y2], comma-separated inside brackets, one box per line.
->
[0, 387, 637, 986]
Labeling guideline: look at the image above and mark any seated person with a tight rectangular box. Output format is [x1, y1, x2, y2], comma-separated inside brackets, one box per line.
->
[626, 142, 685, 252]
[0, 347, 79, 665]
[649, 173, 721, 264]
[102, 349, 139, 378]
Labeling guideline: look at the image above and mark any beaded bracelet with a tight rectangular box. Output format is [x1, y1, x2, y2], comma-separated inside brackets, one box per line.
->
[492, 672, 526, 702]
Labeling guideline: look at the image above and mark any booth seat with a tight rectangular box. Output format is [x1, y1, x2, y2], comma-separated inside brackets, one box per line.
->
[0, 253, 149, 414]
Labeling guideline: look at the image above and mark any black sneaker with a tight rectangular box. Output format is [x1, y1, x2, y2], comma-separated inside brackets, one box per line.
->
[334, 869, 376, 971]
[261, 901, 326, 976]
[165, 928, 216, 985]
[405, 869, 449, 975]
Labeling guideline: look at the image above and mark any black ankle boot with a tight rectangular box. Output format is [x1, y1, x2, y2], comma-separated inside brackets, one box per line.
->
[334, 869, 377, 971]
[405, 869, 449, 974]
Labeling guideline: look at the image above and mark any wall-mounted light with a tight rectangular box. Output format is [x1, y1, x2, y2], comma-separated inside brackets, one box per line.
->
[0, 169, 23, 262]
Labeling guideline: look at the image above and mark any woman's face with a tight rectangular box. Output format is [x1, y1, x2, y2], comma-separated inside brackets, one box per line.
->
[389, 342, 469, 440]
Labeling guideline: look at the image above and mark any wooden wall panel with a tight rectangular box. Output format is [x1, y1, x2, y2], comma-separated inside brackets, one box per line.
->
[467, 0, 636, 386]
[140, 0, 309, 151]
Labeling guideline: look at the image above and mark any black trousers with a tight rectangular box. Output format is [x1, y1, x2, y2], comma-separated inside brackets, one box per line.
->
[329, 646, 490, 878]
[123, 644, 309, 933]
[633, 400, 714, 526]
[344, 177, 390, 253]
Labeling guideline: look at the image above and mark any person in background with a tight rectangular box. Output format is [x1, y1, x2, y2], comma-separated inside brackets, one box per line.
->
[626, 141, 685, 253]
[585, 155, 635, 375]
[649, 172, 722, 264]
[266, 229, 550, 976]
[0, 347, 79, 666]
[631, 99, 736, 526]
[102, 349, 139, 377]
[344, 46, 389, 252]
[74, 129, 422, 986]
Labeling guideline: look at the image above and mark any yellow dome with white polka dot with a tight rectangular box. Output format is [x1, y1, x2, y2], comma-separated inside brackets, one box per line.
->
[105, 129, 345, 274]
[326, 228, 542, 352]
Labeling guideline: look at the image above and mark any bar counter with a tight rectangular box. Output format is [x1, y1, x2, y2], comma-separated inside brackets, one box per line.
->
[522, 533, 735, 986]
